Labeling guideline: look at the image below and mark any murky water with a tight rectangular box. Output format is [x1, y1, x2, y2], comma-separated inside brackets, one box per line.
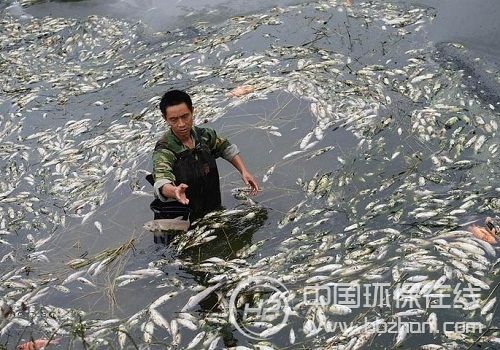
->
[5, 0, 309, 32]
[0, 0, 499, 349]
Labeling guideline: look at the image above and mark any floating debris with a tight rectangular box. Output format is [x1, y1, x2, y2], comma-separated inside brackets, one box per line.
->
[226, 85, 255, 97]
[16, 338, 60, 350]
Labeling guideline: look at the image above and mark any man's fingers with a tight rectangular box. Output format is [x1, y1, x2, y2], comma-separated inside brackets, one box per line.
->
[252, 179, 260, 192]
[176, 184, 189, 204]
[248, 179, 255, 189]
[241, 173, 259, 195]
[178, 194, 188, 205]
[248, 178, 259, 195]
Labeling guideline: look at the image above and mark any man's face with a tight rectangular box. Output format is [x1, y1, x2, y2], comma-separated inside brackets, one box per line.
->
[164, 102, 193, 140]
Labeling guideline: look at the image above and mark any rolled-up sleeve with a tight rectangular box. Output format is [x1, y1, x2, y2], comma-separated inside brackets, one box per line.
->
[222, 143, 239, 161]
[153, 179, 176, 202]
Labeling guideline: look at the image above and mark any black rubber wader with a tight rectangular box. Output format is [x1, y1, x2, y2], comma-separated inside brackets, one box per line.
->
[149, 128, 222, 224]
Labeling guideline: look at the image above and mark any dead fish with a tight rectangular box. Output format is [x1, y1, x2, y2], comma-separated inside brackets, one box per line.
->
[468, 225, 496, 244]
[143, 217, 190, 232]
[231, 187, 253, 200]
[181, 282, 224, 312]
[226, 85, 254, 97]
[186, 331, 205, 349]
[262, 164, 276, 183]
[17, 338, 60, 350]
[283, 150, 304, 160]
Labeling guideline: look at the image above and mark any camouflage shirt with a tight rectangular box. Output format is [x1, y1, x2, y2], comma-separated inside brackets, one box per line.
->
[152, 126, 239, 201]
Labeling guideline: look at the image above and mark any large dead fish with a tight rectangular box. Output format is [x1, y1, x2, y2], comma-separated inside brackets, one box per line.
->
[143, 217, 190, 232]
[226, 85, 254, 97]
[181, 281, 224, 312]
[468, 225, 496, 244]
[17, 338, 60, 350]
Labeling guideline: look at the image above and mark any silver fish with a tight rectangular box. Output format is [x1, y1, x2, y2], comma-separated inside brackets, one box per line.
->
[143, 217, 190, 232]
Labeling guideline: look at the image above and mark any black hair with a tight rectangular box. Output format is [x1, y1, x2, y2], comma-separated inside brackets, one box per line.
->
[159, 90, 193, 116]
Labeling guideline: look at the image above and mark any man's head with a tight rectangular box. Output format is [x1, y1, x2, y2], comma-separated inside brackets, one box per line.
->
[159, 90, 193, 116]
[159, 90, 194, 140]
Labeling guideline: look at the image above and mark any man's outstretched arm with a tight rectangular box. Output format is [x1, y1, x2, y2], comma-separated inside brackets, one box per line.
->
[153, 148, 190, 204]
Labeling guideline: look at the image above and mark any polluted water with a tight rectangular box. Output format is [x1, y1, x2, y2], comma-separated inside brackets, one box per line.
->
[0, 0, 499, 349]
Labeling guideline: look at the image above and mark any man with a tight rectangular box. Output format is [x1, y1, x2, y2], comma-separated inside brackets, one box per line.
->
[151, 90, 259, 221]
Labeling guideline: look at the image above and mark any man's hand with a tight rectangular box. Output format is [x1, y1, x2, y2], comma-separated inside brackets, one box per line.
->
[160, 183, 189, 205]
[229, 154, 260, 196]
[174, 184, 189, 205]
[241, 171, 259, 195]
